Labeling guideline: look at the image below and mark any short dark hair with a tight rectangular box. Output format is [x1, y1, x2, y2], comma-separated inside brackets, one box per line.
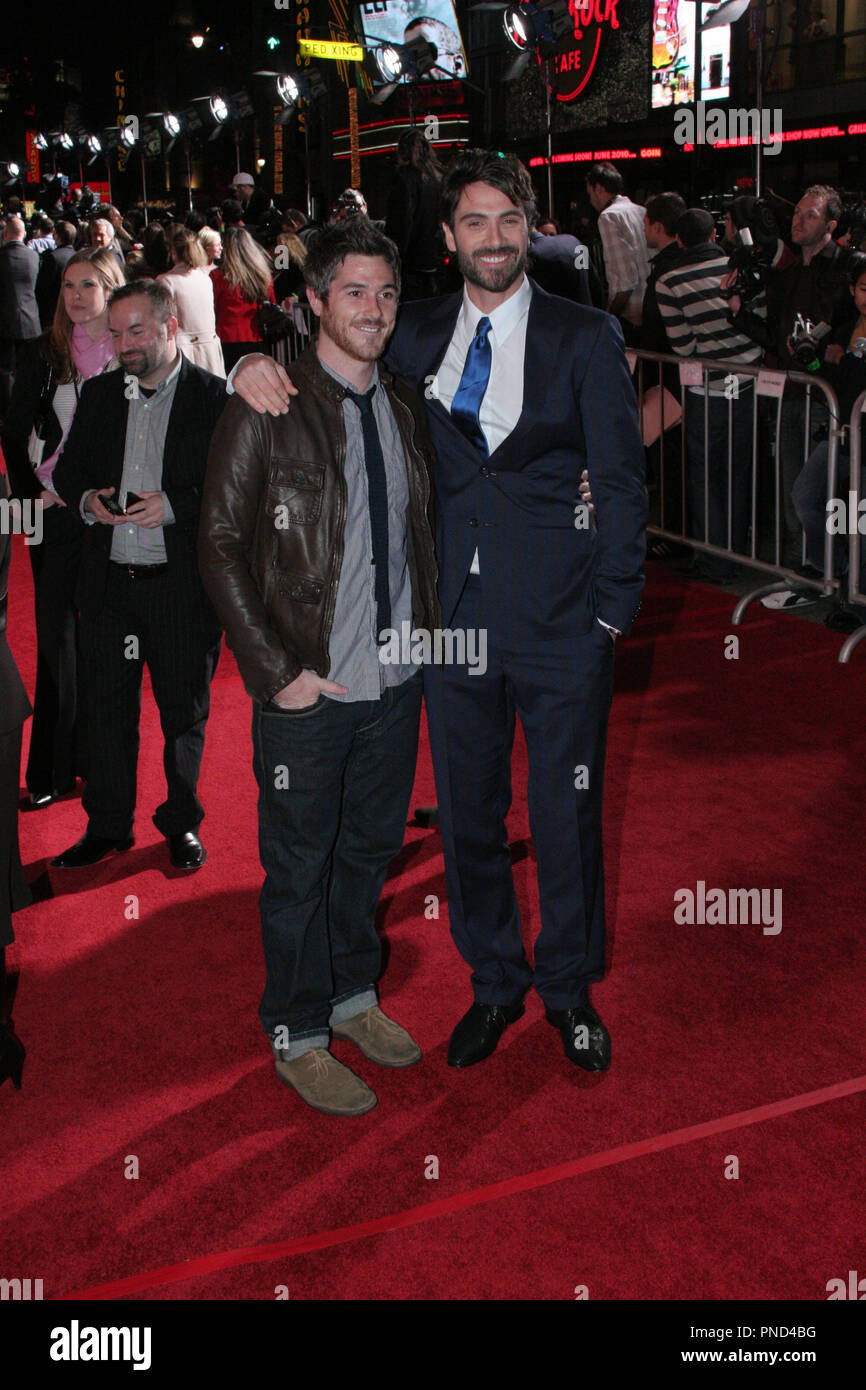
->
[439, 149, 536, 231]
[585, 162, 623, 195]
[645, 192, 687, 237]
[676, 208, 715, 248]
[803, 184, 842, 225]
[848, 251, 866, 287]
[185, 210, 205, 233]
[109, 279, 176, 322]
[221, 198, 245, 226]
[54, 220, 76, 247]
[303, 218, 401, 301]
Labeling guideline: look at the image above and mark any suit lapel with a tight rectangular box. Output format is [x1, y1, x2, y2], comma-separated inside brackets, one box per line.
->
[487, 281, 555, 466]
[163, 354, 193, 482]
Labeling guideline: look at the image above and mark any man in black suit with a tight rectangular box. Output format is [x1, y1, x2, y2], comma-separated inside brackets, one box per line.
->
[52, 280, 226, 870]
[528, 224, 603, 307]
[0, 218, 41, 415]
[35, 221, 77, 327]
[0, 469, 32, 1089]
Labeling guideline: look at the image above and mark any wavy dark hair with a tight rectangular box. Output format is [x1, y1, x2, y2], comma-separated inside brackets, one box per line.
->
[439, 149, 536, 232]
[304, 218, 401, 301]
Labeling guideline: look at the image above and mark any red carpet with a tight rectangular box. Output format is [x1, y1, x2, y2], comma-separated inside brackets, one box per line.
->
[2, 533, 864, 1301]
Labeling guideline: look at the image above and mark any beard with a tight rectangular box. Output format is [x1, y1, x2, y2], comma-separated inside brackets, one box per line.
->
[321, 305, 394, 363]
[120, 340, 167, 379]
[457, 242, 526, 294]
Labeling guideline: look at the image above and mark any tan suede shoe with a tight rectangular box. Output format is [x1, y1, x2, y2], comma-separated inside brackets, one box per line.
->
[275, 1048, 377, 1116]
[332, 1005, 422, 1068]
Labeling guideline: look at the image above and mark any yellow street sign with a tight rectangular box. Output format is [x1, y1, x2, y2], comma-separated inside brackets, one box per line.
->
[299, 39, 364, 61]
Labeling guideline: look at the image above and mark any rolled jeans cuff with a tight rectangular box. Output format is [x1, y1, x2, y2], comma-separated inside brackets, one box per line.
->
[271, 1030, 329, 1062]
[329, 986, 377, 1027]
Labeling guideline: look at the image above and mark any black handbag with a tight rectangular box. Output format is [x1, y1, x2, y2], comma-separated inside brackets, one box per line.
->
[257, 300, 292, 343]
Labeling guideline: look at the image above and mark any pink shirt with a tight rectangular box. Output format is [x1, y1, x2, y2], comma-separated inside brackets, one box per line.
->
[38, 324, 115, 489]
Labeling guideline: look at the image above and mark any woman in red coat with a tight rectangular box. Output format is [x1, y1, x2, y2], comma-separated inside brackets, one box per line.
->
[211, 227, 276, 372]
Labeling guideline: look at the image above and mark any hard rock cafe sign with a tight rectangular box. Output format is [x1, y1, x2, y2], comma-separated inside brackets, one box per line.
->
[542, 0, 621, 104]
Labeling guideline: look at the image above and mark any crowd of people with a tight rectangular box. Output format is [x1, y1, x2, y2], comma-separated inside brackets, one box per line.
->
[0, 138, 864, 1112]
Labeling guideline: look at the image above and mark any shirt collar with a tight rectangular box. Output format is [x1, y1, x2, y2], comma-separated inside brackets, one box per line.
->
[318, 354, 380, 397]
[459, 273, 532, 345]
[139, 350, 183, 398]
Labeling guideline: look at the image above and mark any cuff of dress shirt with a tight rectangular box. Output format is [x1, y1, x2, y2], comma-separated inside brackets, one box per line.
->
[596, 617, 620, 639]
[81, 489, 98, 524]
[161, 492, 175, 525]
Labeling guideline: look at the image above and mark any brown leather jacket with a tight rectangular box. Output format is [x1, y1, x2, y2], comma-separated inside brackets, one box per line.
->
[198, 346, 440, 704]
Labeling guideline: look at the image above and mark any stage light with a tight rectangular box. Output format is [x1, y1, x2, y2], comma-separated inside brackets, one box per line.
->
[33, 133, 48, 150]
[120, 124, 137, 148]
[276, 74, 299, 107]
[164, 113, 182, 138]
[191, 33, 205, 49]
[56, 133, 75, 151]
[375, 45, 404, 82]
[1, 162, 21, 182]
[501, 1, 571, 55]
[210, 95, 229, 124]
[86, 135, 102, 156]
[503, 7, 532, 50]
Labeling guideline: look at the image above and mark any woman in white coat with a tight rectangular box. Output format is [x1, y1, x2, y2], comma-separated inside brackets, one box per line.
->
[157, 229, 225, 377]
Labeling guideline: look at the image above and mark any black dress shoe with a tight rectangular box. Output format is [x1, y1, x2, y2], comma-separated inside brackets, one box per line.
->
[26, 790, 55, 809]
[168, 832, 206, 870]
[0, 1025, 25, 1090]
[545, 1004, 611, 1072]
[447, 1000, 524, 1068]
[51, 831, 134, 868]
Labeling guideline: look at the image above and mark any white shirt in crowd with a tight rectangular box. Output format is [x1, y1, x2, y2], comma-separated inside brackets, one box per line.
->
[597, 193, 651, 327]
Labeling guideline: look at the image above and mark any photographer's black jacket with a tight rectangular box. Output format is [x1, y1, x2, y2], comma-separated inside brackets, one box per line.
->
[732, 240, 850, 369]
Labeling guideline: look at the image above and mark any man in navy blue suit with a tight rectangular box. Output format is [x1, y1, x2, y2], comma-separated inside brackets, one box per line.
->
[229, 150, 647, 1074]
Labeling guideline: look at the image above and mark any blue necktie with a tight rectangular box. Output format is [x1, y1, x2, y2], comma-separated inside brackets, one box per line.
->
[451, 316, 492, 455]
[344, 385, 391, 643]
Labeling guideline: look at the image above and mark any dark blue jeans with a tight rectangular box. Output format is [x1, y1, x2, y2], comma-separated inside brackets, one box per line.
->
[252, 670, 423, 1054]
[792, 441, 866, 590]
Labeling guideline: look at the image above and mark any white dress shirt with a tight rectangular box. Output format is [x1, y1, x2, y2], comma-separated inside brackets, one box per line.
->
[435, 274, 531, 573]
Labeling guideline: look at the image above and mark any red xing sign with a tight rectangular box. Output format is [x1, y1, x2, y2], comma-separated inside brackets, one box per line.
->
[543, 0, 621, 103]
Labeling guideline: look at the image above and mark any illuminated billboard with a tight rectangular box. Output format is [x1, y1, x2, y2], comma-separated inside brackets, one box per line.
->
[357, 1, 468, 82]
[651, 2, 730, 109]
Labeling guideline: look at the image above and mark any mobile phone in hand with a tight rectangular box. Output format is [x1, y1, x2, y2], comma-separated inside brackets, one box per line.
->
[125, 491, 143, 509]
[98, 493, 125, 517]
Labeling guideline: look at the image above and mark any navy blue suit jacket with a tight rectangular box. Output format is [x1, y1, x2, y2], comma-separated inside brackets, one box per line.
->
[386, 281, 647, 640]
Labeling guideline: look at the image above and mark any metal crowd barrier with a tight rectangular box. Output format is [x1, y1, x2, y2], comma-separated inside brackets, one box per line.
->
[838, 389, 866, 663]
[270, 302, 316, 368]
[630, 347, 842, 630]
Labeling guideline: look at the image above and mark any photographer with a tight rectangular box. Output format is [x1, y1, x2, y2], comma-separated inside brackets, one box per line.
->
[726, 186, 851, 583]
[655, 208, 764, 583]
[792, 252, 866, 631]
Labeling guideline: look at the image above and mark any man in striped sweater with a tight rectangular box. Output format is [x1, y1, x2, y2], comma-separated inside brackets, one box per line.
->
[655, 208, 766, 582]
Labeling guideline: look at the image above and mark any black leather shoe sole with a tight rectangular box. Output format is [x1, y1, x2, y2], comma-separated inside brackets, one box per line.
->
[50, 836, 134, 868]
[447, 1000, 525, 1069]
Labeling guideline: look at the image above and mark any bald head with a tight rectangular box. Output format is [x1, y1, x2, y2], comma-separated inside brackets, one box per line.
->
[4, 217, 25, 242]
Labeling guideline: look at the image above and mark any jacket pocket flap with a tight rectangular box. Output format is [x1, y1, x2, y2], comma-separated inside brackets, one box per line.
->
[275, 569, 325, 604]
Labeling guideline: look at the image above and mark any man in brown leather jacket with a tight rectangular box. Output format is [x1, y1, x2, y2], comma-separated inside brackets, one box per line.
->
[199, 220, 440, 1117]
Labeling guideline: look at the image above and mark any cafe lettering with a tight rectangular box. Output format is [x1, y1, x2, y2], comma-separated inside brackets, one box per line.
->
[548, 0, 620, 102]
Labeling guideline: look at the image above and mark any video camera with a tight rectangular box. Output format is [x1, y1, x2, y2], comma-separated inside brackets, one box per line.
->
[790, 313, 833, 372]
[720, 198, 780, 305]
